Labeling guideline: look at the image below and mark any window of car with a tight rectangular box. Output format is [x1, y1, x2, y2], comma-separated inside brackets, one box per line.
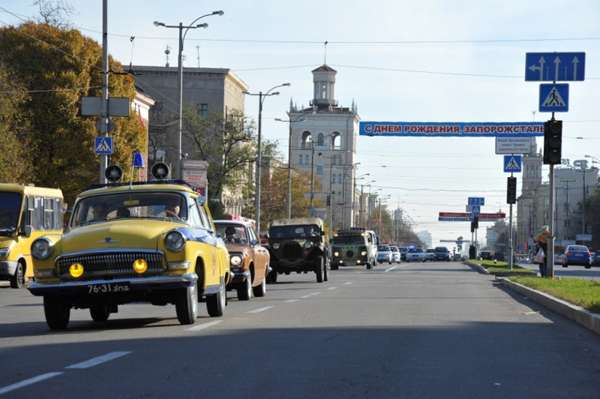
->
[215, 223, 249, 244]
[378, 245, 390, 251]
[567, 245, 589, 252]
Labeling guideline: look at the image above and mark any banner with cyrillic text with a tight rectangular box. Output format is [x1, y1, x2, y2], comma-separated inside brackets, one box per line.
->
[360, 122, 544, 137]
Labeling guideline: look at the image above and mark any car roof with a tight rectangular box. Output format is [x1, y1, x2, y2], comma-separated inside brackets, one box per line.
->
[214, 220, 250, 228]
[0, 183, 63, 198]
[270, 217, 323, 227]
[77, 183, 197, 199]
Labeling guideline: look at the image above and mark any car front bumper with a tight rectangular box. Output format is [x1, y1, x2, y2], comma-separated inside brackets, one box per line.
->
[28, 273, 198, 296]
[0, 261, 18, 278]
[227, 270, 251, 286]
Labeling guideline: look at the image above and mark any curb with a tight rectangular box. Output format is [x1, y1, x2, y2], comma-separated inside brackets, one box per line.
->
[463, 261, 490, 275]
[498, 277, 600, 336]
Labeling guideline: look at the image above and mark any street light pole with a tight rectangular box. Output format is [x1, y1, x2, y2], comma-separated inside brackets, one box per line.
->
[99, 0, 109, 183]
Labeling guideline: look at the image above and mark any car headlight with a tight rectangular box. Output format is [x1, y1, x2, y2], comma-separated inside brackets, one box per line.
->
[334, 251, 339, 257]
[361, 251, 367, 256]
[272, 243, 280, 250]
[230, 255, 242, 266]
[304, 241, 313, 249]
[0, 247, 10, 258]
[165, 231, 186, 252]
[31, 238, 53, 260]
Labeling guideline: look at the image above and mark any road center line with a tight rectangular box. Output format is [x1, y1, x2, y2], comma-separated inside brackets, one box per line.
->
[186, 320, 223, 332]
[343, 281, 353, 285]
[247, 306, 274, 314]
[65, 351, 131, 369]
[0, 372, 64, 395]
[385, 265, 400, 272]
[284, 299, 299, 303]
[327, 286, 337, 290]
[300, 292, 321, 299]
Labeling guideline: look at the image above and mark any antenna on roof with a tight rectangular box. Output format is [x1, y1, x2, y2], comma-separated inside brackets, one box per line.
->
[323, 40, 328, 64]
[128, 36, 135, 71]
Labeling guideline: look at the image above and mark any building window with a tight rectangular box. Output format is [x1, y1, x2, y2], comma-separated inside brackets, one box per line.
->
[301, 131, 312, 148]
[321, 83, 327, 99]
[332, 132, 341, 150]
[199, 103, 208, 117]
[298, 154, 304, 165]
[316, 165, 323, 176]
[317, 133, 325, 147]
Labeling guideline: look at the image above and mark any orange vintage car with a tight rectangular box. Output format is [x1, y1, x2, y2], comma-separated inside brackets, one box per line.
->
[214, 220, 269, 300]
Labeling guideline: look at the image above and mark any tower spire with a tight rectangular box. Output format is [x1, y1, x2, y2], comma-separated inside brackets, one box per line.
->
[323, 40, 328, 64]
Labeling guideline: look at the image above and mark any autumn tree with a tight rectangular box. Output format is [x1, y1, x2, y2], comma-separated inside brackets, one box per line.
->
[0, 22, 146, 203]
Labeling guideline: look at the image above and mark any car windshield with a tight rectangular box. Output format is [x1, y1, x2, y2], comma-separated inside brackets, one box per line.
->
[0, 192, 22, 235]
[391, 247, 398, 252]
[568, 245, 589, 252]
[378, 245, 390, 251]
[215, 223, 248, 245]
[435, 247, 448, 252]
[72, 192, 188, 227]
[269, 224, 320, 239]
[408, 247, 422, 253]
[332, 235, 365, 245]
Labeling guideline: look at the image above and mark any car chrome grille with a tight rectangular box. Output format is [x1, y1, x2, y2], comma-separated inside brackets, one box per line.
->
[56, 251, 165, 280]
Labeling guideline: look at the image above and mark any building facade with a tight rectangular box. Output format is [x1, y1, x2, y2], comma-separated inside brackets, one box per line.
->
[516, 139, 542, 252]
[133, 65, 249, 216]
[288, 65, 360, 230]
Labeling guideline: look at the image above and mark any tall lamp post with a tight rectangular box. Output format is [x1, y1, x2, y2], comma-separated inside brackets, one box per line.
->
[153, 10, 224, 178]
[245, 83, 291, 235]
[275, 116, 304, 219]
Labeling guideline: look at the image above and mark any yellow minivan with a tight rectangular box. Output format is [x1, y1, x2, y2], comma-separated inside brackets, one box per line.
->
[0, 184, 64, 288]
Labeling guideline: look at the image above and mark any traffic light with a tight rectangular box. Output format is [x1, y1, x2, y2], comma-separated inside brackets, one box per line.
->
[470, 216, 479, 232]
[507, 176, 517, 204]
[543, 120, 562, 165]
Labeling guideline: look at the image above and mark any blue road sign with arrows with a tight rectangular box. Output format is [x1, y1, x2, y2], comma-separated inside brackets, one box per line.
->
[504, 155, 522, 173]
[525, 52, 585, 81]
[539, 83, 569, 112]
[468, 197, 485, 206]
[95, 136, 113, 155]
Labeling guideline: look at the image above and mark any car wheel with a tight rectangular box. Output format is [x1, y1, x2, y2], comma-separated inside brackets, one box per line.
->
[253, 276, 266, 297]
[585, 264, 591, 269]
[237, 276, 253, 301]
[562, 263, 568, 268]
[266, 270, 278, 284]
[90, 304, 110, 322]
[10, 261, 25, 289]
[43, 296, 70, 330]
[316, 256, 324, 283]
[323, 260, 329, 282]
[366, 262, 372, 270]
[206, 278, 226, 317]
[331, 263, 339, 270]
[176, 283, 199, 325]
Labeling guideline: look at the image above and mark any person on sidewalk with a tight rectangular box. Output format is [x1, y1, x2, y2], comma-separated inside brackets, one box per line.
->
[534, 225, 551, 277]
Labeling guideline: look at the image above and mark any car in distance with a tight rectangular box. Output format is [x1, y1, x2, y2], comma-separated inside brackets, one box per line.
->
[267, 217, 328, 283]
[330, 228, 377, 269]
[399, 247, 408, 262]
[0, 184, 64, 288]
[433, 246, 451, 261]
[425, 249, 436, 262]
[592, 251, 600, 267]
[561, 245, 592, 269]
[377, 245, 393, 265]
[405, 247, 426, 262]
[390, 246, 401, 263]
[479, 251, 493, 261]
[214, 220, 269, 300]
[28, 164, 231, 330]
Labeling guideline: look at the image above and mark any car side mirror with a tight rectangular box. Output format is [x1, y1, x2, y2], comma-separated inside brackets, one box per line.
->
[22, 225, 32, 237]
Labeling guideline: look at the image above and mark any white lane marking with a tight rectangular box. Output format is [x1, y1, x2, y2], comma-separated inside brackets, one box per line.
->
[65, 351, 131, 369]
[384, 265, 400, 272]
[327, 286, 337, 290]
[300, 292, 321, 299]
[343, 281, 352, 286]
[0, 372, 64, 395]
[247, 306, 274, 314]
[186, 320, 223, 332]
[284, 299, 299, 303]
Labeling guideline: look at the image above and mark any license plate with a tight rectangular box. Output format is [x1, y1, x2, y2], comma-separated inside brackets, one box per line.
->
[88, 282, 130, 295]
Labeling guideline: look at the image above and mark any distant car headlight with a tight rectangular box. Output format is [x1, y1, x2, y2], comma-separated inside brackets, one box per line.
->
[230, 255, 242, 266]
[304, 241, 313, 249]
[272, 243, 280, 250]
[361, 251, 367, 256]
[31, 238, 53, 260]
[165, 231, 186, 252]
[334, 251, 339, 257]
[0, 247, 10, 258]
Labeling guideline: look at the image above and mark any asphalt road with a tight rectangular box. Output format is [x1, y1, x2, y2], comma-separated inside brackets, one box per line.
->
[1, 262, 599, 399]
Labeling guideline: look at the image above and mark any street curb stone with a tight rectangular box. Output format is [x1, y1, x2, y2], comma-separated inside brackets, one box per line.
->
[463, 261, 490, 275]
[498, 277, 600, 336]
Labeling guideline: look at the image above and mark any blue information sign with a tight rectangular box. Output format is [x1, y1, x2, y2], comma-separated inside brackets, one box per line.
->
[525, 52, 585, 82]
[359, 122, 544, 137]
[468, 197, 485, 206]
[504, 155, 522, 173]
[539, 83, 569, 112]
[95, 136, 113, 155]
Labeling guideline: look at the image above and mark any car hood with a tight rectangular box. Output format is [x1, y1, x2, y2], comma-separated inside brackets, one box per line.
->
[60, 219, 183, 254]
[0, 237, 16, 249]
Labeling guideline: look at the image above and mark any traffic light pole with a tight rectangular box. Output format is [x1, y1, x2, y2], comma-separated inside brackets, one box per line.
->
[547, 112, 556, 278]
[509, 172, 514, 271]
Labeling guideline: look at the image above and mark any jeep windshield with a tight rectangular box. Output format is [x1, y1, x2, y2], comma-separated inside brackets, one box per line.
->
[0, 192, 22, 236]
[72, 192, 188, 227]
[269, 224, 320, 239]
[332, 235, 365, 245]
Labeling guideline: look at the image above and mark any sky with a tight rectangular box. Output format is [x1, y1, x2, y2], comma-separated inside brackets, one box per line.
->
[2, 0, 600, 247]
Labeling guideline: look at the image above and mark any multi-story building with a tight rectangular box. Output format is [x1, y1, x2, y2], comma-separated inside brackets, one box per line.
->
[133, 65, 249, 216]
[288, 65, 360, 230]
[516, 139, 542, 252]
[132, 87, 156, 181]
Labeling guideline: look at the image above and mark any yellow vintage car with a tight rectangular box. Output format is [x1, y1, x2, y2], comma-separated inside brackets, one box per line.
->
[0, 184, 64, 288]
[28, 166, 230, 329]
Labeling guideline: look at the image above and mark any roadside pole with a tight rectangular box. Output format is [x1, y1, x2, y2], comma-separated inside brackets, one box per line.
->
[509, 171, 514, 271]
[99, 0, 109, 183]
[547, 113, 556, 278]
[287, 117, 292, 219]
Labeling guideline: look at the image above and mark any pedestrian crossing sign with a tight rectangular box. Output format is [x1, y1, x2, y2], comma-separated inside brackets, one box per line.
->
[503, 155, 522, 173]
[95, 136, 113, 155]
[539, 83, 569, 112]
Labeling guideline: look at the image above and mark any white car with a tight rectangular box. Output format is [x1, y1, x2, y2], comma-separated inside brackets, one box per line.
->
[390, 246, 401, 263]
[405, 247, 426, 262]
[377, 245, 393, 264]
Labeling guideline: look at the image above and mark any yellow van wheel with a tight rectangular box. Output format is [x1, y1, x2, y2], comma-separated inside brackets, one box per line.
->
[9, 261, 25, 289]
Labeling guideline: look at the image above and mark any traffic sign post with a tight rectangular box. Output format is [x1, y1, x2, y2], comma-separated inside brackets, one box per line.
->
[495, 137, 532, 154]
[95, 137, 113, 155]
[539, 83, 569, 112]
[525, 52, 585, 81]
[503, 155, 522, 173]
